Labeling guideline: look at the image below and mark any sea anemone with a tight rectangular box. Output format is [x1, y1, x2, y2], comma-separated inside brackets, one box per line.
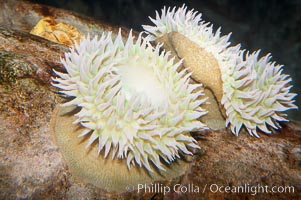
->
[141, 5, 240, 71]
[143, 5, 298, 136]
[222, 51, 298, 137]
[52, 30, 207, 173]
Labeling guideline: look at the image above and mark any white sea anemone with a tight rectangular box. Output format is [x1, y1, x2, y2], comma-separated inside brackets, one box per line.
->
[222, 51, 298, 137]
[52, 30, 207, 172]
[143, 4, 298, 137]
[142, 4, 240, 74]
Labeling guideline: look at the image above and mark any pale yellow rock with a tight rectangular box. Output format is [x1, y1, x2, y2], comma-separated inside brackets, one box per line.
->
[51, 106, 192, 193]
[30, 17, 84, 47]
